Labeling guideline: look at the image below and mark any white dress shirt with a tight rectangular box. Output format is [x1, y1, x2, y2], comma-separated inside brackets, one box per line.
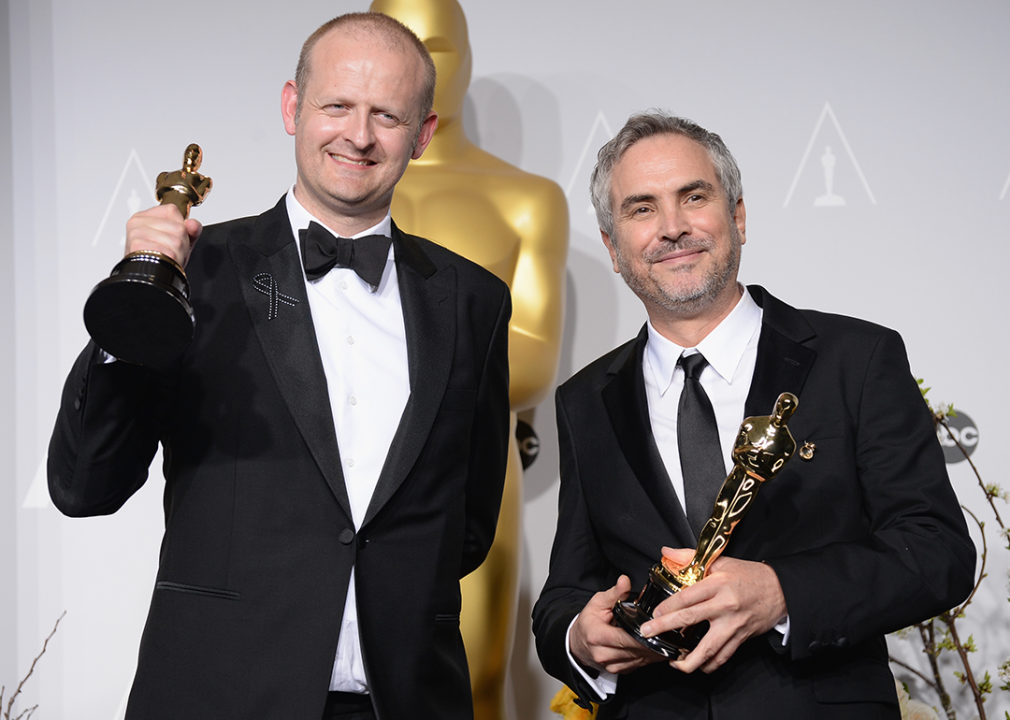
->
[568, 286, 769, 699]
[643, 286, 762, 496]
[285, 189, 410, 694]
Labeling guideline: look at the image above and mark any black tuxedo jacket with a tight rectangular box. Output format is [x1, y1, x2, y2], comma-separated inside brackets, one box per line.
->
[48, 197, 511, 719]
[533, 286, 975, 720]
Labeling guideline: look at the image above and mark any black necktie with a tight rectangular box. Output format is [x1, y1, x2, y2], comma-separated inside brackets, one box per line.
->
[300, 221, 392, 290]
[677, 352, 726, 540]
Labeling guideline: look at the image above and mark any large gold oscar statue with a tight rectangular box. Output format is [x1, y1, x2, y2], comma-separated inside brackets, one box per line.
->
[370, 1, 569, 717]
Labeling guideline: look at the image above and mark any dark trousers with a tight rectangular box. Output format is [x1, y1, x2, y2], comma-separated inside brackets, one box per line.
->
[322, 691, 376, 720]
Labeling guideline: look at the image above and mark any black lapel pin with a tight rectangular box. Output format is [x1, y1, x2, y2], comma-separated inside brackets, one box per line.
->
[253, 272, 299, 320]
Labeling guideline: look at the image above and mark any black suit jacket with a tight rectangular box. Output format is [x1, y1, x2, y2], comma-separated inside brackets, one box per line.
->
[48, 197, 511, 719]
[532, 286, 975, 720]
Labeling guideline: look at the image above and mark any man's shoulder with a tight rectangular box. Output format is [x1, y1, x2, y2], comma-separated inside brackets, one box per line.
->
[792, 306, 903, 351]
[754, 285, 902, 346]
[197, 200, 288, 246]
[201, 213, 262, 235]
[558, 333, 642, 398]
[810, 307, 894, 330]
[399, 228, 509, 297]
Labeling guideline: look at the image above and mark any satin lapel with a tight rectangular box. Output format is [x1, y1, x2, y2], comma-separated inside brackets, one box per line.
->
[229, 199, 351, 519]
[601, 327, 695, 546]
[363, 228, 454, 526]
[744, 286, 817, 418]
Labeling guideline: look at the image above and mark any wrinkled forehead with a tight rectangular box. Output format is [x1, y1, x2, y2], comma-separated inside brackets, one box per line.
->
[611, 134, 721, 196]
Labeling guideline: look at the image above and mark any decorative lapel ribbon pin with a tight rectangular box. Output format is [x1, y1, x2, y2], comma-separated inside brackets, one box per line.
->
[254, 273, 299, 321]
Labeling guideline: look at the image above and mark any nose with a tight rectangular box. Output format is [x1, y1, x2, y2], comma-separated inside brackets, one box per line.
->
[345, 110, 375, 150]
[658, 202, 690, 242]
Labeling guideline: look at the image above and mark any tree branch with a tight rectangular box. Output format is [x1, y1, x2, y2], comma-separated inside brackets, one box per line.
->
[890, 654, 941, 692]
[944, 615, 987, 720]
[3, 612, 65, 720]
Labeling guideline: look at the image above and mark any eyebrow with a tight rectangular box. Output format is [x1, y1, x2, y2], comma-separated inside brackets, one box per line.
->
[618, 180, 718, 214]
[619, 193, 657, 214]
[679, 180, 716, 195]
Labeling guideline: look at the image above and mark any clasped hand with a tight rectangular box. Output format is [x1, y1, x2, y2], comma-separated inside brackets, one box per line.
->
[570, 548, 787, 676]
[125, 204, 203, 268]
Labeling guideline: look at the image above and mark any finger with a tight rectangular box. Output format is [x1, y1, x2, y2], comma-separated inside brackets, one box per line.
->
[597, 634, 668, 674]
[672, 624, 745, 675]
[125, 207, 192, 265]
[671, 621, 729, 674]
[640, 604, 711, 641]
[155, 200, 186, 221]
[573, 615, 656, 670]
[139, 203, 186, 222]
[641, 581, 717, 637]
[591, 574, 633, 611]
[184, 218, 204, 247]
[612, 574, 633, 601]
[604, 655, 654, 675]
[670, 642, 715, 674]
[572, 576, 647, 668]
[660, 547, 695, 566]
[698, 560, 787, 636]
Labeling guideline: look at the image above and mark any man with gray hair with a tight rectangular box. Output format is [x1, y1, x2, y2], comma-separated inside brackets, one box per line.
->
[533, 111, 974, 719]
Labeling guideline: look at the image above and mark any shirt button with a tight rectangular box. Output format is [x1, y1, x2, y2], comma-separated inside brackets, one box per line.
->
[340, 280, 348, 290]
[346, 458, 355, 468]
[346, 336, 355, 345]
[349, 396, 357, 406]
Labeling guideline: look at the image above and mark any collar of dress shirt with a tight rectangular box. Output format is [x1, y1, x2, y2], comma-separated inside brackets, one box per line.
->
[645, 285, 763, 396]
[285, 184, 393, 250]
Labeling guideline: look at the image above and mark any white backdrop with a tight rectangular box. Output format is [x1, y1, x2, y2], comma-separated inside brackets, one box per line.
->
[4, 0, 1009, 718]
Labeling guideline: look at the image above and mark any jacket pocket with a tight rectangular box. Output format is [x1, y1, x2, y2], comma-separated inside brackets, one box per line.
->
[155, 581, 241, 601]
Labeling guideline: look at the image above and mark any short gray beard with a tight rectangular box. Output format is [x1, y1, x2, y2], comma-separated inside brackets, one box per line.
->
[613, 226, 742, 317]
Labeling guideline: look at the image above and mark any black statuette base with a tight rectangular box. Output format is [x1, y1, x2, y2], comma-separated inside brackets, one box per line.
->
[611, 565, 707, 660]
[83, 252, 194, 366]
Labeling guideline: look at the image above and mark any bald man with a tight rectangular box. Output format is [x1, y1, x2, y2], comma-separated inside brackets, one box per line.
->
[49, 12, 510, 720]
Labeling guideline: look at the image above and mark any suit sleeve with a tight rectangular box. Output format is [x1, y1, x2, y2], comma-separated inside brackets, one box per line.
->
[532, 387, 619, 705]
[458, 284, 512, 578]
[47, 342, 174, 517]
[766, 328, 976, 660]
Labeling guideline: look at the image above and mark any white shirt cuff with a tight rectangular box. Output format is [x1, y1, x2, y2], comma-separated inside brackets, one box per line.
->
[565, 615, 617, 700]
[774, 614, 791, 644]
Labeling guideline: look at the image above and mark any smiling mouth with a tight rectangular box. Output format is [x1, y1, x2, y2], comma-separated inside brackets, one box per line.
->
[331, 154, 375, 167]
[649, 247, 706, 265]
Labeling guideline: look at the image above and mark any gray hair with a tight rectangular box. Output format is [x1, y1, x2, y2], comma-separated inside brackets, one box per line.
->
[589, 111, 743, 236]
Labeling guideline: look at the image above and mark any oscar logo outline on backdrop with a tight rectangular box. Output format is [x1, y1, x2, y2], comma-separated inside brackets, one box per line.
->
[369, 1, 569, 717]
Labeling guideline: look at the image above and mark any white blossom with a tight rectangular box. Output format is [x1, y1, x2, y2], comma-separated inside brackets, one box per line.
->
[906, 700, 940, 720]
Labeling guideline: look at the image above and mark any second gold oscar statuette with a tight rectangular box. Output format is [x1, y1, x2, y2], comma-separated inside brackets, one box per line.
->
[612, 392, 799, 659]
[83, 144, 212, 366]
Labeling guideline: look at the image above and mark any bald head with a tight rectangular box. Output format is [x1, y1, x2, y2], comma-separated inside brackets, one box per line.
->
[294, 12, 436, 127]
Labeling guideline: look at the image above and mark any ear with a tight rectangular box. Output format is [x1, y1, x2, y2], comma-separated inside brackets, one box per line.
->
[281, 80, 299, 137]
[733, 198, 747, 245]
[600, 230, 621, 274]
[410, 111, 439, 159]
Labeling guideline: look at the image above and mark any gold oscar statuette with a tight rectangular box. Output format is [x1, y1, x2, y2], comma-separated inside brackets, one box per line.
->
[83, 144, 212, 366]
[369, 1, 569, 718]
[612, 392, 799, 658]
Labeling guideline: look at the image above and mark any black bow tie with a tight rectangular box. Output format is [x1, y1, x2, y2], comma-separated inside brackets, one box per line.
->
[300, 221, 392, 290]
